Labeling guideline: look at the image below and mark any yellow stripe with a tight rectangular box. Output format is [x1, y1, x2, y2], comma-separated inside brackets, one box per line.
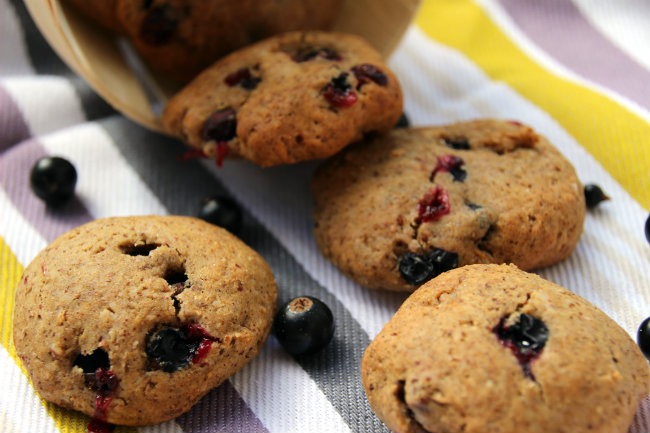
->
[415, 0, 650, 210]
[0, 237, 136, 433]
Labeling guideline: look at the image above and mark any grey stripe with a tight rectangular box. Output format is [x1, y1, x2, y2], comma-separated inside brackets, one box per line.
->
[7, 0, 116, 121]
[0, 85, 31, 152]
[99, 116, 389, 433]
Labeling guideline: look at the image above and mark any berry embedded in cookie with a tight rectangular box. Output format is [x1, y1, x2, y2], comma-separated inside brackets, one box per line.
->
[361, 264, 650, 433]
[312, 119, 586, 291]
[493, 313, 548, 379]
[12, 215, 277, 427]
[162, 31, 403, 167]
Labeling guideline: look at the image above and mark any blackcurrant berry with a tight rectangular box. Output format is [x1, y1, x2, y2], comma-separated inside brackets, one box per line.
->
[395, 112, 410, 128]
[398, 249, 459, 286]
[29, 156, 77, 206]
[198, 195, 243, 235]
[146, 326, 201, 372]
[494, 313, 549, 379]
[644, 214, 650, 245]
[637, 316, 650, 360]
[584, 184, 609, 209]
[273, 296, 335, 356]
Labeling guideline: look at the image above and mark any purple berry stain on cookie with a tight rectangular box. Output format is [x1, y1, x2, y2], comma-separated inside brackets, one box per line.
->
[431, 154, 467, 182]
[202, 108, 237, 142]
[417, 186, 451, 223]
[146, 323, 217, 372]
[201, 108, 237, 167]
[493, 313, 548, 380]
[224, 67, 261, 90]
[351, 64, 388, 89]
[322, 73, 357, 108]
[291, 46, 342, 63]
[73, 348, 119, 432]
[140, 4, 179, 45]
[398, 249, 459, 285]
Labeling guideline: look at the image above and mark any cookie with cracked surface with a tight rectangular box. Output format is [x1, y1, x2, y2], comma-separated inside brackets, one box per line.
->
[162, 30, 403, 167]
[117, 0, 343, 83]
[312, 119, 585, 291]
[12, 215, 277, 427]
[362, 264, 650, 433]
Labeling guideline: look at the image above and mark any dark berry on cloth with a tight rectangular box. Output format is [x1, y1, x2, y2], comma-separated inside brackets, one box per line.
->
[30, 156, 77, 206]
[398, 249, 459, 286]
[637, 316, 650, 360]
[584, 184, 610, 208]
[494, 313, 548, 379]
[273, 296, 335, 356]
[201, 108, 237, 142]
[645, 214, 650, 244]
[198, 195, 243, 235]
[395, 112, 410, 128]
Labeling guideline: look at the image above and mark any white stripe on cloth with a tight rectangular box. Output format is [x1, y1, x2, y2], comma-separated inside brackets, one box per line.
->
[2, 77, 86, 138]
[38, 121, 169, 219]
[232, 340, 352, 433]
[0, 346, 59, 433]
[473, 0, 650, 123]
[0, 187, 47, 265]
[0, 0, 34, 77]
[389, 26, 650, 332]
[571, 0, 650, 72]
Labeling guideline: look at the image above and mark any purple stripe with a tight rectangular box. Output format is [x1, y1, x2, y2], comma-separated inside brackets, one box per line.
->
[498, 0, 650, 111]
[0, 138, 90, 242]
[0, 137, 269, 433]
[0, 86, 31, 153]
[177, 382, 268, 433]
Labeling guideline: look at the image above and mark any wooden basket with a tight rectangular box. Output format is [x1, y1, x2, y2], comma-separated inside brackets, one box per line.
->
[24, 0, 421, 133]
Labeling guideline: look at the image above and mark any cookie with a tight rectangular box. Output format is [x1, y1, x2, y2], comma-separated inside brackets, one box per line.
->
[12, 215, 277, 426]
[312, 120, 585, 291]
[162, 30, 403, 167]
[362, 264, 650, 433]
[117, 0, 343, 82]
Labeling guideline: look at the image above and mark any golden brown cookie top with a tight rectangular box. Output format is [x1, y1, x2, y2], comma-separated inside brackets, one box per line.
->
[362, 264, 650, 433]
[312, 119, 586, 291]
[12, 215, 277, 426]
[162, 30, 403, 167]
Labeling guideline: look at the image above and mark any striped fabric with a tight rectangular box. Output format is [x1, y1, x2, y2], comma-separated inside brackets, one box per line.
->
[1, 0, 649, 432]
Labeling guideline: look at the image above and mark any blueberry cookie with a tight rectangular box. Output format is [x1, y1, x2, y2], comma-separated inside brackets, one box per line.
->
[12, 215, 277, 426]
[362, 264, 650, 433]
[162, 30, 403, 167]
[117, 0, 343, 82]
[312, 120, 585, 291]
